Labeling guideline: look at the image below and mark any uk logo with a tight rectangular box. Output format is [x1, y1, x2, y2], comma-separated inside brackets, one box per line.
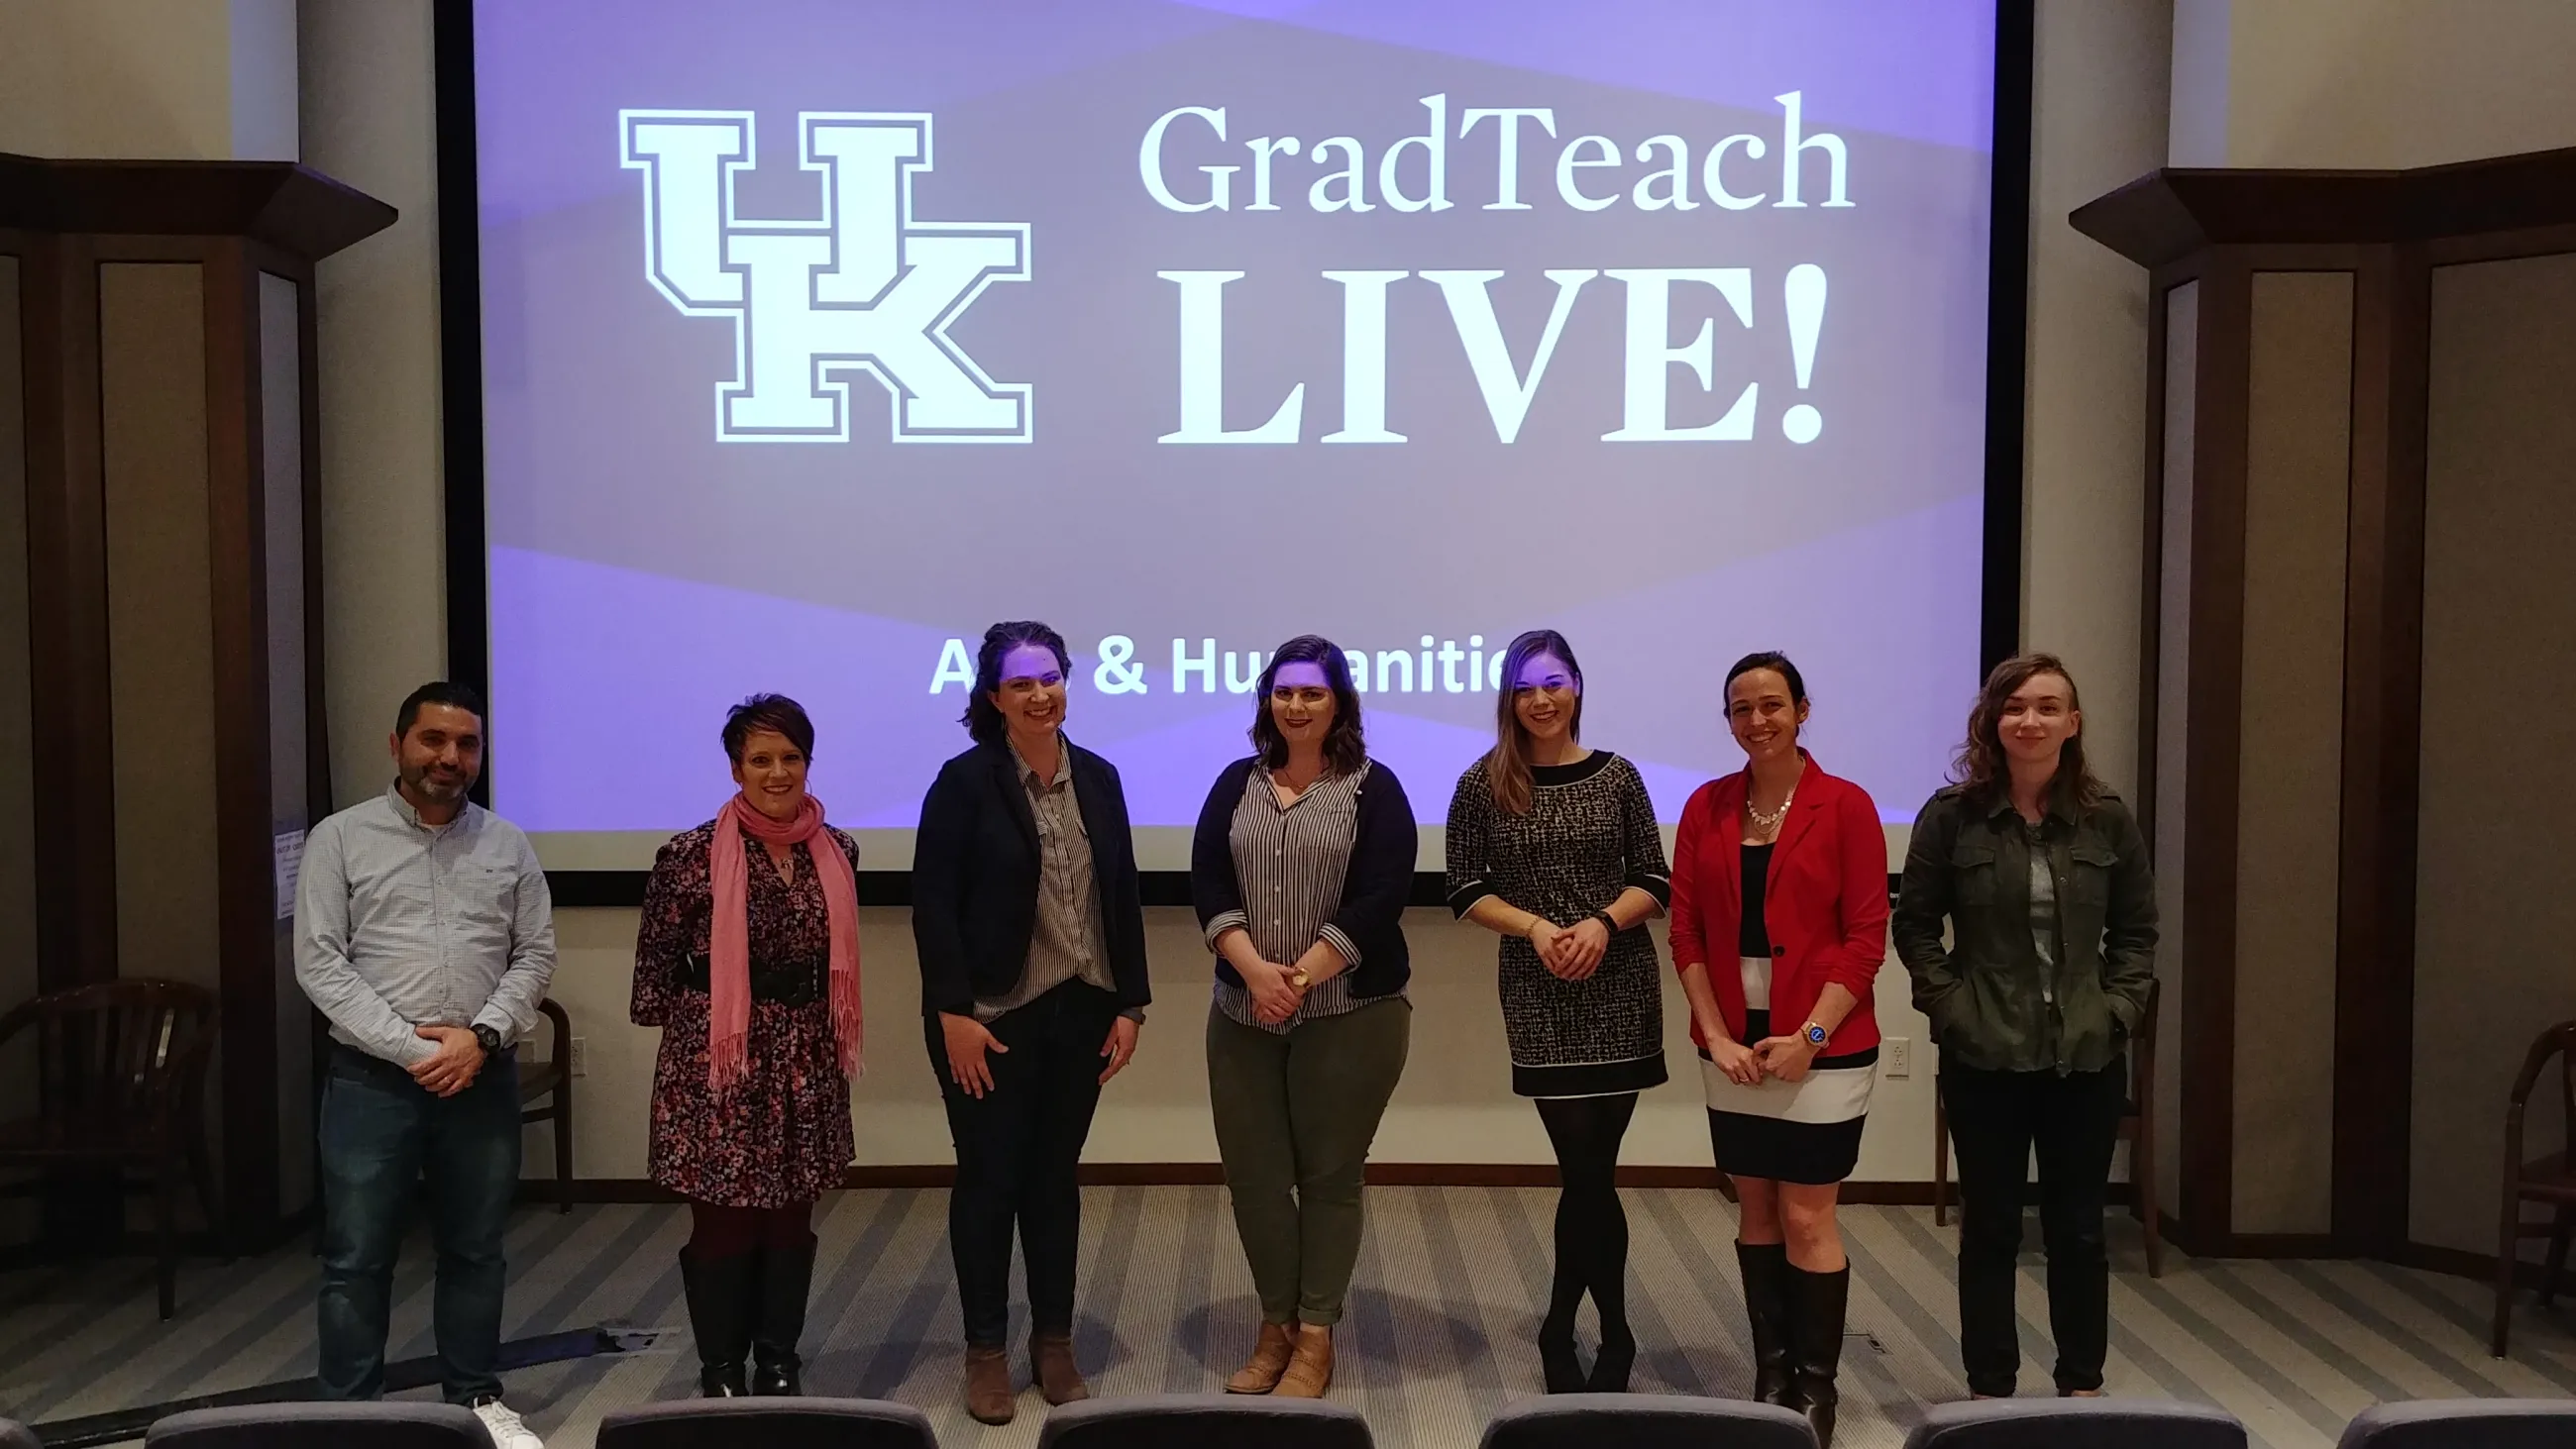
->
[620, 110, 1032, 444]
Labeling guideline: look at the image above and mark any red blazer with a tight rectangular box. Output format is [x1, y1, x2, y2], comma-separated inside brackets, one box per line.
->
[1668, 754, 1889, 1055]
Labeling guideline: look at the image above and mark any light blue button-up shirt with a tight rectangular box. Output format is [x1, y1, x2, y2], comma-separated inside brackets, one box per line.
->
[294, 783, 557, 1066]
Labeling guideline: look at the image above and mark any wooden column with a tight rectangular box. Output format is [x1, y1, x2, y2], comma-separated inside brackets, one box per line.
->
[2073, 149, 2576, 1259]
[0, 155, 393, 1251]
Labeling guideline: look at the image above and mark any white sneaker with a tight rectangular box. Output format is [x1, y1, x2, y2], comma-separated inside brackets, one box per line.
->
[470, 1397, 546, 1449]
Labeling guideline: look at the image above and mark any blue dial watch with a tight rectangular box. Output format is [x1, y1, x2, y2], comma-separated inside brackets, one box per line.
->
[1801, 1021, 1829, 1048]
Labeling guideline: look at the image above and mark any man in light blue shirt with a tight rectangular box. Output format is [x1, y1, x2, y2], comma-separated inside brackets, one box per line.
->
[295, 682, 553, 1449]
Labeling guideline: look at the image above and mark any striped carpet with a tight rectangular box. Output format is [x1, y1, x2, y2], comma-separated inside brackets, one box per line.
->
[3, 1189, 2571, 1449]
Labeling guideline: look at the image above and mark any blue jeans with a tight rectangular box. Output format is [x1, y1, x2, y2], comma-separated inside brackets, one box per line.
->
[317, 1044, 521, 1402]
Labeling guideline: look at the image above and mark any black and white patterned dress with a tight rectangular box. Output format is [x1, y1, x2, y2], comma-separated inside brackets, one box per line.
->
[1446, 753, 1671, 1097]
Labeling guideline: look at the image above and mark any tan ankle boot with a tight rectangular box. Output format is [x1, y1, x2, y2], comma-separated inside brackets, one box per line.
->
[1030, 1329, 1091, 1405]
[1273, 1325, 1334, 1398]
[963, 1345, 1016, 1425]
[1225, 1322, 1298, 1394]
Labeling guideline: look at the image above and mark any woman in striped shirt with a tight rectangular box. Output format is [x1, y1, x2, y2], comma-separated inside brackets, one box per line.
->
[1190, 635, 1419, 1400]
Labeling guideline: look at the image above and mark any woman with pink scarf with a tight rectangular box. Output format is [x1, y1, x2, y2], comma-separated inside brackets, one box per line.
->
[631, 694, 863, 1397]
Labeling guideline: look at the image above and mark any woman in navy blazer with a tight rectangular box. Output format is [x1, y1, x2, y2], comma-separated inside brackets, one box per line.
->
[912, 620, 1149, 1425]
[1666, 652, 1888, 1449]
[1190, 636, 1415, 1399]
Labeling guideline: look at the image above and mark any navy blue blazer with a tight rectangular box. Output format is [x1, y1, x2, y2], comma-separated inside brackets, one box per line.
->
[912, 738, 1151, 1017]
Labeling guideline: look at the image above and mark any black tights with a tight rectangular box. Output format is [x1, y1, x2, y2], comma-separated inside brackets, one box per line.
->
[1536, 1092, 1640, 1341]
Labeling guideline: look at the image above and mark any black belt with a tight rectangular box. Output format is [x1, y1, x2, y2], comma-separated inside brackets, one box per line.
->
[677, 951, 823, 1006]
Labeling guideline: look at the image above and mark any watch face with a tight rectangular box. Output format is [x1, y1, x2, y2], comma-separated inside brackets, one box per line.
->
[1805, 1025, 1828, 1045]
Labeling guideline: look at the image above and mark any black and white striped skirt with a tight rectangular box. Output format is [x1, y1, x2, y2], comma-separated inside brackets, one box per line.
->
[1702, 958, 1876, 1186]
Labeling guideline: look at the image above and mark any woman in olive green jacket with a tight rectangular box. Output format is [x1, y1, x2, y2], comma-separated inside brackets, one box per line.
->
[1894, 653, 2157, 1401]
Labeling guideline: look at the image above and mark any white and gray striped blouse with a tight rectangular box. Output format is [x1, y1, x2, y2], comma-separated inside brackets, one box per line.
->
[1205, 761, 1394, 1034]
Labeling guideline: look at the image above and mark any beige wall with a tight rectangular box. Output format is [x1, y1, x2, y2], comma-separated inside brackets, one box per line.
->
[2228, 270, 2351, 1236]
[540, 906, 1933, 1177]
[299, 0, 448, 807]
[2170, 0, 2576, 168]
[2022, 0, 2174, 797]
[2411, 252, 2576, 1255]
[0, 0, 297, 160]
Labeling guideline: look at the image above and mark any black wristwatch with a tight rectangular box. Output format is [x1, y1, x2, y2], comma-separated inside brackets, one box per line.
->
[471, 1024, 502, 1055]
[1588, 909, 1620, 934]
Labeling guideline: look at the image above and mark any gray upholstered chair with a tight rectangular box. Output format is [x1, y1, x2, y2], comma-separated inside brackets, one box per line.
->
[1902, 1399, 2246, 1449]
[4, 1416, 40, 1449]
[1036, 1395, 1373, 1449]
[146, 1402, 490, 1449]
[2336, 1400, 2576, 1449]
[1480, 1394, 1815, 1449]
[597, 1398, 938, 1449]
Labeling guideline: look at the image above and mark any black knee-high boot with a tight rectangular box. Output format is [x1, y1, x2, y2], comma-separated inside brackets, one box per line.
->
[1787, 1263, 1851, 1449]
[751, 1235, 817, 1395]
[680, 1249, 757, 1397]
[1737, 1241, 1794, 1405]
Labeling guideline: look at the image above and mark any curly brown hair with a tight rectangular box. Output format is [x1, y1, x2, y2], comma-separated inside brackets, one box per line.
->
[1249, 635, 1368, 776]
[1951, 652, 2102, 812]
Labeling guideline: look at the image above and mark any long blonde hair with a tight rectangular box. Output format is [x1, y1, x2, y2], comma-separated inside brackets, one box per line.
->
[1484, 630, 1583, 815]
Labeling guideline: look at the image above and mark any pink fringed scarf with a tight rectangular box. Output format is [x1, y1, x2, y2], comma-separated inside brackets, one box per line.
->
[706, 793, 862, 1092]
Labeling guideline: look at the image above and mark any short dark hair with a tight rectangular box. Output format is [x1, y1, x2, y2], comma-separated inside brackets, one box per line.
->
[722, 693, 815, 763]
[394, 681, 485, 741]
[963, 621, 1073, 744]
[1248, 635, 1366, 776]
[1724, 651, 1807, 707]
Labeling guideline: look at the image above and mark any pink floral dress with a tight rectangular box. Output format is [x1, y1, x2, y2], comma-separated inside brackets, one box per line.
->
[630, 821, 858, 1207]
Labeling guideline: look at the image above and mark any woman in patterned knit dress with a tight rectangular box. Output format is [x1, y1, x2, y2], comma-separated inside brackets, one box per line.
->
[1445, 630, 1670, 1395]
[1668, 652, 1888, 1449]
[631, 694, 863, 1398]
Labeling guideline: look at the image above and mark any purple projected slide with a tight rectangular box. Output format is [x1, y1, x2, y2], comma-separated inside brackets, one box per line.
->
[472, 0, 1997, 847]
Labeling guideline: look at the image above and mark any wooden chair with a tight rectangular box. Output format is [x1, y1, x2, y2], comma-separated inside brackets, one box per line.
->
[0, 979, 222, 1317]
[2492, 1020, 2575, 1357]
[519, 998, 575, 1213]
[1933, 979, 2163, 1278]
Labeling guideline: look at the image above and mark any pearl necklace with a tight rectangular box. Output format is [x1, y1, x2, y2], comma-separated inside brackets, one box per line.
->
[1747, 783, 1796, 836]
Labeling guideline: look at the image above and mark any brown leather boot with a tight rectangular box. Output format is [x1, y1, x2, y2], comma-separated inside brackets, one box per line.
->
[963, 1344, 1016, 1425]
[1273, 1325, 1334, 1398]
[1029, 1329, 1091, 1405]
[1225, 1322, 1297, 1395]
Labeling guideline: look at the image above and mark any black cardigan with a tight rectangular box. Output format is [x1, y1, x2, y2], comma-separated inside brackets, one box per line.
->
[1189, 756, 1417, 1000]
[912, 738, 1151, 1017]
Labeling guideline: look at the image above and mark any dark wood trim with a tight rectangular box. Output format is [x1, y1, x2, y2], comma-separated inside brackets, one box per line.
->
[2392, 1239, 2576, 1299]
[0, 154, 394, 260]
[202, 238, 285, 1243]
[2330, 244, 2428, 1257]
[2422, 222, 2576, 267]
[2174, 258, 2253, 1246]
[1980, 0, 2036, 673]
[2071, 148, 2576, 268]
[21, 234, 118, 990]
[546, 870, 1463, 911]
[2131, 254, 2207, 858]
[514, 1170, 1978, 1202]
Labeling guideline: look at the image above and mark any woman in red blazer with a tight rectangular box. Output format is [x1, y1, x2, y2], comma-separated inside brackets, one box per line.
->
[1668, 652, 1888, 1449]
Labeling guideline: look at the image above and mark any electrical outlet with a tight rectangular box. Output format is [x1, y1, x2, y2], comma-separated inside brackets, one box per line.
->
[1883, 1036, 1911, 1079]
[569, 1036, 588, 1078]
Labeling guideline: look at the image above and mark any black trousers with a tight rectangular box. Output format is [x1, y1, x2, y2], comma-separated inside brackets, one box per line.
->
[1942, 1059, 2126, 1397]
[926, 981, 1119, 1347]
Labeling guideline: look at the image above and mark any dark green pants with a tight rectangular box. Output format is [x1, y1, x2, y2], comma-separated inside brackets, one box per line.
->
[1206, 997, 1412, 1326]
